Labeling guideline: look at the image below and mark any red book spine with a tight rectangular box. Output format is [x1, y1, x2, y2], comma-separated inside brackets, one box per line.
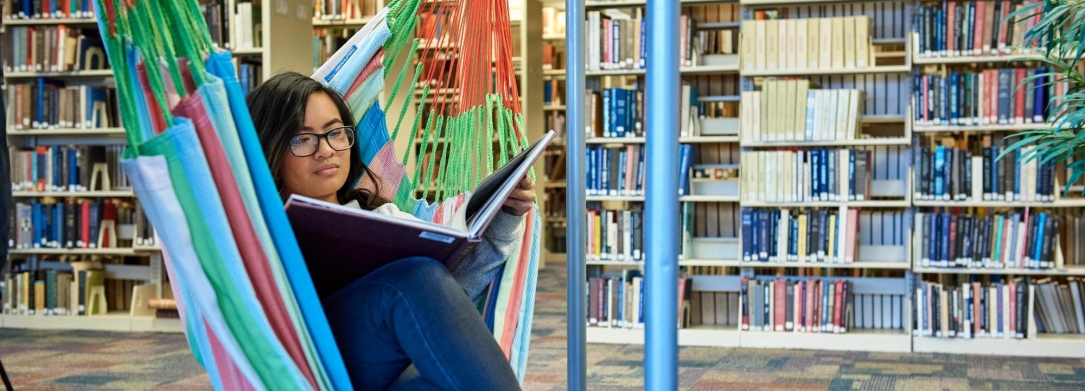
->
[80, 202, 90, 248]
[805, 280, 815, 332]
[741, 278, 750, 330]
[974, 1, 986, 55]
[947, 2, 957, 54]
[774, 278, 786, 331]
[998, 0, 1011, 51]
[833, 280, 844, 333]
[1009, 282, 1017, 336]
[1015, 69, 1026, 123]
[987, 69, 998, 124]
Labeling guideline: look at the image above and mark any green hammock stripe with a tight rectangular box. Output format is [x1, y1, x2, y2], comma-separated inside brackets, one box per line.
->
[415, 107, 438, 193]
[388, 40, 421, 143]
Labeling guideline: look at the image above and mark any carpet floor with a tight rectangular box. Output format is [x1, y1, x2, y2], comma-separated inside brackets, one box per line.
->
[2, 262, 1085, 390]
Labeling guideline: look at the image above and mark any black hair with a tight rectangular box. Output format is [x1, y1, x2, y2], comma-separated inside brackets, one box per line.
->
[246, 71, 385, 209]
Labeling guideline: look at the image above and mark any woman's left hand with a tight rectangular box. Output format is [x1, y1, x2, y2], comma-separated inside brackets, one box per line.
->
[502, 175, 536, 216]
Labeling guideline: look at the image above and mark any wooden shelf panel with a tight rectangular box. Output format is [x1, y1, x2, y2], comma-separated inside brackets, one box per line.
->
[740, 330, 913, 352]
[584, 259, 740, 267]
[5, 70, 113, 78]
[741, 138, 911, 147]
[680, 195, 740, 202]
[912, 53, 1049, 65]
[742, 200, 911, 208]
[9, 248, 138, 256]
[741, 65, 911, 77]
[8, 127, 126, 136]
[13, 190, 135, 198]
[681, 135, 739, 143]
[3, 17, 98, 26]
[913, 123, 1052, 132]
[912, 199, 1085, 208]
[913, 334, 1085, 358]
[0, 314, 182, 333]
[913, 267, 1085, 276]
[741, 261, 911, 269]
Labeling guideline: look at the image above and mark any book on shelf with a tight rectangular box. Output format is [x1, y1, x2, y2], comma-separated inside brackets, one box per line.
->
[1, 261, 146, 317]
[689, 289, 741, 329]
[586, 144, 644, 196]
[740, 149, 874, 203]
[913, 136, 1058, 202]
[741, 278, 901, 334]
[741, 16, 873, 72]
[4, 0, 95, 19]
[2, 25, 110, 72]
[542, 7, 566, 37]
[286, 130, 556, 298]
[912, 67, 1059, 127]
[587, 270, 700, 330]
[544, 79, 564, 106]
[585, 203, 644, 262]
[743, 208, 907, 264]
[914, 277, 1042, 339]
[740, 79, 864, 142]
[10, 145, 129, 193]
[586, 86, 643, 139]
[10, 197, 152, 250]
[913, 210, 1080, 270]
[586, 6, 737, 71]
[6, 79, 118, 130]
[314, 0, 379, 21]
[543, 43, 564, 71]
[913, 0, 1042, 58]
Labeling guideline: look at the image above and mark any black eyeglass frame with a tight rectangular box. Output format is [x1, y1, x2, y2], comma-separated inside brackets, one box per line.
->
[289, 125, 357, 157]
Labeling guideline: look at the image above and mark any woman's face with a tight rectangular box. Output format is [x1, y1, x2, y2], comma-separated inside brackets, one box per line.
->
[279, 92, 352, 203]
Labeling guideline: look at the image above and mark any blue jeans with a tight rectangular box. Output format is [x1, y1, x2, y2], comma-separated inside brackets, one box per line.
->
[322, 257, 521, 391]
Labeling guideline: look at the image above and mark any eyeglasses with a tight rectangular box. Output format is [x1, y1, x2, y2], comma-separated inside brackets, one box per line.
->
[289, 126, 356, 157]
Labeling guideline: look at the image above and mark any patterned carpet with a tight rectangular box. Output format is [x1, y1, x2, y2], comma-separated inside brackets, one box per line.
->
[2, 262, 1085, 390]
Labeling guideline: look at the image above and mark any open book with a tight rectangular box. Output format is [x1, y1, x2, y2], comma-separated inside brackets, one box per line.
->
[286, 130, 556, 298]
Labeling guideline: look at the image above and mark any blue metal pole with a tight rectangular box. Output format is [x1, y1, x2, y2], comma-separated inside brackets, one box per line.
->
[645, 0, 680, 388]
[565, 0, 587, 388]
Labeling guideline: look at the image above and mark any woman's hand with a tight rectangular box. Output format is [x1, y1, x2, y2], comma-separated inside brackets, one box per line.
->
[502, 175, 535, 216]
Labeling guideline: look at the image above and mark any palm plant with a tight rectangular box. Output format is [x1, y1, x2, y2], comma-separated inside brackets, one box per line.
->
[1004, 0, 1085, 196]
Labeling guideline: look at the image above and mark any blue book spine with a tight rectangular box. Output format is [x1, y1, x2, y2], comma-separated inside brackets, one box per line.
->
[789, 218, 799, 260]
[678, 145, 694, 196]
[1034, 69, 1046, 122]
[827, 149, 836, 200]
[821, 281, 829, 330]
[818, 211, 828, 259]
[998, 69, 1011, 124]
[68, 147, 77, 190]
[941, 213, 952, 264]
[32, 203, 42, 246]
[741, 210, 753, 261]
[602, 89, 611, 138]
[1033, 213, 1046, 262]
[36, 78, 45, 127]
[950, 72, 959, 124]
[848, 151, 856, 200]
[819, 150, 828, 200]
[617, 149, 627, 194]
[639, 18, 646, 68]
[929, 213, 939, 263]
[1014, 149, 1021, 199]
[913, 70, 923, 122]
[603, 148, 611, 194]
[934, 146, 945, 198]
[614, 89, 627, 138]
[812, 150, 821, 199]
[940, 75, 948, 123]
[750, 211, 760, 260]
[53, 203, 63, 246]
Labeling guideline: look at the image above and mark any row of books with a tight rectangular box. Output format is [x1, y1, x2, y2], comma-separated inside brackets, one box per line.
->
[543, 79, 564, 107]
[913, 142, 1057, 202]
[912, 68, 1059, 127]
[740, 16, 874, 72]
[586, 10, 723, 70]
[740, 80, 864, 142]
[6, 79, 117, 130]
[4, 0, 95, 19]
[915, 278, 1036, 339]
[913, 211, 1077, 270]
[542, 7, 566, 37]
[586, 87, 643, 139]
[586, 145, 645, 196]
[913, 0, 1041, 59]
[741, 209, 860, 264]
[313, 0, 378, 21]
[236, 61, 264, 96]
[10, 198, 149, 250]
[11, 145, 128, 193]
[544, 111, 566, 142]
[201, 0, 261, 50]
[542, 43, 564, 72]
[588, 272, 704, 330]
[741, 279, 901, 333]
[689, 290, 742, 328]
[2, 26, 109, 73]
[739, 149, 874, 203]
[586, 204, 644, 262]
[2, 262, 141, 316]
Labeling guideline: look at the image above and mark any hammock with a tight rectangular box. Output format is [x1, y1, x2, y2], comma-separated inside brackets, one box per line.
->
[91, 0, 540, 389]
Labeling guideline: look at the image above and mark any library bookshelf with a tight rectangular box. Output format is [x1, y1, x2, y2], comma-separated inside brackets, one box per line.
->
[573, 0, 1085, 359]
[0, 0, 313, 332]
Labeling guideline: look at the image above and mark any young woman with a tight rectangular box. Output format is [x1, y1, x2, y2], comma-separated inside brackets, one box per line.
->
[247, 72, 532, 391]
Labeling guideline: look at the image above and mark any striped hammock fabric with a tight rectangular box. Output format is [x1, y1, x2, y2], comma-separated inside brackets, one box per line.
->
[91, 0, 540, 389]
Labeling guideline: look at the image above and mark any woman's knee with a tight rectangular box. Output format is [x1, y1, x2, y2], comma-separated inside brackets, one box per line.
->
[368, 257, 463, 293]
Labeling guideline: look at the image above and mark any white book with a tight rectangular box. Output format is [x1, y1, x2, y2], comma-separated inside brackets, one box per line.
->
[796, 19, 808, 70]
[819, 18, 832, 69]
[778, 209, 791, 264]
[835, 90, 850, 141]
[783, 19, 795, 70]
[756, 20, 767, 71]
